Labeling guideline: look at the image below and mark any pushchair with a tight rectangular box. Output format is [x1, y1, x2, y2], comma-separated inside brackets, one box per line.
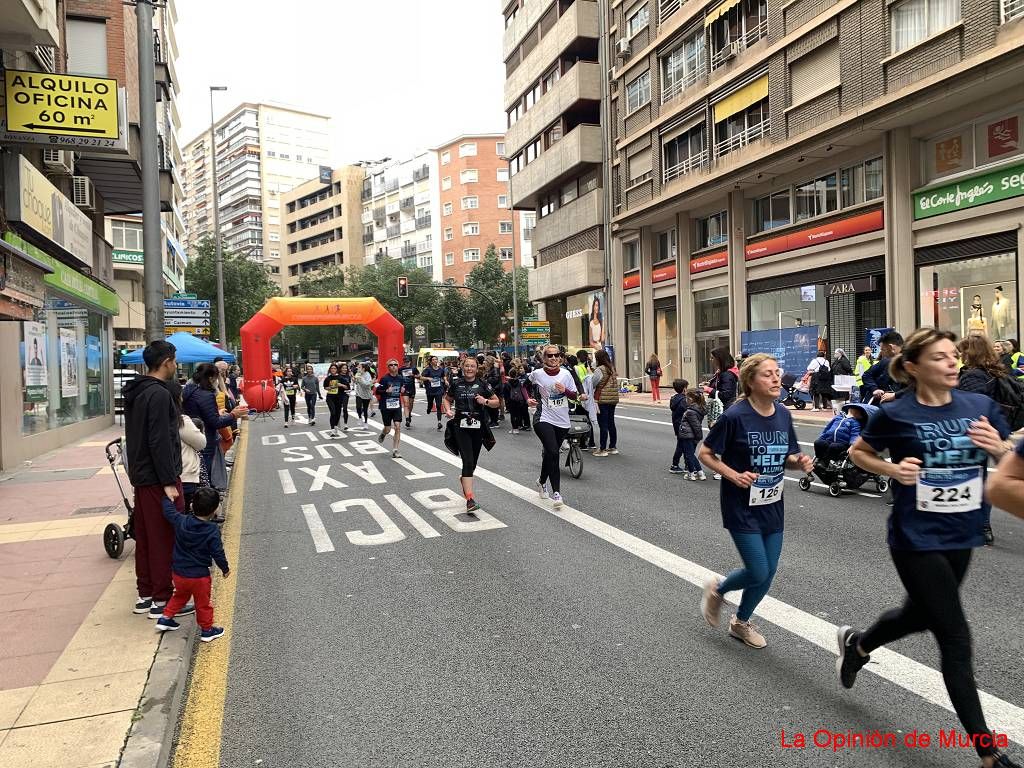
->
[102, 438, 135, 559]
[779, 372, 807, 410]
[798, 403, 889, 497]
[563, 414, 593, 479]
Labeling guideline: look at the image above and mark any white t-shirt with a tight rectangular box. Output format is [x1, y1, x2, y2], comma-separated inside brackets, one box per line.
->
[528, 367, 576, 429]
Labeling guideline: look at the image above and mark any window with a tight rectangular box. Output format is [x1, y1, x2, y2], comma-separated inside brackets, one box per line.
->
[267, 150, 276, 157]
[463, 222, 480, 236]
[794, 173, 838, 222]
[790, 41, 840, 105]
[507, 102, 522, 127]
[445, 252, 455, 266]
[663, 123, 706, 180]
[715, 97, 769, 155]
[755, 190, 791, 232]
[626, 71, 651, 113]
[841, 157, 884, 207]
[525, 138, 542, 163]
[696, 211, 728, 249]
[524, 82, 542, 110]
[579, 167, 601, 195]
[496, 141, 506, 157]
[463, 248, 481, 262]
[498, 194, 509, 208]
[441, 151, 451, 165]
[499, 221, 513, 234]
[623, 240, 640, 271]
[111, 220, 143, 250]
[66, 18, 108, 76]
[891, 0, 960, 53]
[542, 65, 561, 93]
[460, 169, 479, 183]
[539, 193, 558, 218]
[510, 153, 524, 176]
[442, 176, 452, 191]
[545, 123, 563, 148]
[497, 168, 509, 182]
[499, 247, 514, 260]
[626, 3, 650, 37]
[461, 196, 479, 210]
[655, 230, 677, 262]
[662, 32, 705, 102]
[561, 179, 578, 206]
[444, 227, 454, 241]
[269, 232, 280, 242]
[459, 142, 478, 157]
[628, 147, 653, 185]
[443, 201, 453, 216]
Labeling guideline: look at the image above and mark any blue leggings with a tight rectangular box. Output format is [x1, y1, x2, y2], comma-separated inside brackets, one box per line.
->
[718, 529, 784, 622]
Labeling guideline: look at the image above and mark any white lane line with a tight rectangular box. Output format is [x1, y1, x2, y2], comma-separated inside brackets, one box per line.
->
[300, 503, 335, 553]
[368, 419, 1024, 745]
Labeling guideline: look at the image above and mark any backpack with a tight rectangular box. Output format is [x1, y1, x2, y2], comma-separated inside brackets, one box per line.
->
[812, 360, 833, 388]
[993, 375, 1024, 430]
[508, 380, 526, 404]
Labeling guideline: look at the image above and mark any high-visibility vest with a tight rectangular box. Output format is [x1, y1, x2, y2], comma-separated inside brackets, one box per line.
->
[853, 355, 873, 386]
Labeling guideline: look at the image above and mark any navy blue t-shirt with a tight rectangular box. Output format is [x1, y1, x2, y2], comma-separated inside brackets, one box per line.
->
[703, 399, 801, 533]
[859, 390, 1009, 551]
[375, 374, 411, 410]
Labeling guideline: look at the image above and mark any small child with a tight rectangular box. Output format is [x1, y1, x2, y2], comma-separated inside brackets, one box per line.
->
[156, 487, 230, 642]
[671, 388, 707, 480]
[668, 378, 690, 442]
[814, 403, 876, 468]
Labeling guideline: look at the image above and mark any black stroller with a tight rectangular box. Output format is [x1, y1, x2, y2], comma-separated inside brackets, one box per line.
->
[779, 372, 807, 410]
[798, 403, 889, 497]
[102, 438, 135, 559]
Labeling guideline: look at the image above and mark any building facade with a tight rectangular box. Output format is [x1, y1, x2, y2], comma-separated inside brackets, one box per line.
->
[503, 0, 608, 353]
[360, 152, 443, 281]
[181, 103, 331, 280]
[280, 166, 365, 296]
[603, 0, 1024, 385]
[434, 133, 528, 284]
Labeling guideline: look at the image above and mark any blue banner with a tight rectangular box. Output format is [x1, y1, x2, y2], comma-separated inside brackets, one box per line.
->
[865, 327, 894, 359]
[740, 326, 821, 381]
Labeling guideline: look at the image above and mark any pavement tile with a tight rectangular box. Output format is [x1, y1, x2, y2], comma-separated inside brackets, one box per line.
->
[0, 593, 28, 614]
[0, 561, 58, 578]
[43, 638, 157, 684]
[36, 565, 119, 590]
[67, 610, 155, 651]
[0, 710, 134, 768]
[0, 688, 33, 730]
[0, 654, 61, 691]
[0, 608, 90, 657]
[15, 669, 149, 727]
[0, 575, 46, 596]
[24, 583, 107, 610]
[0, 539, 80, 565]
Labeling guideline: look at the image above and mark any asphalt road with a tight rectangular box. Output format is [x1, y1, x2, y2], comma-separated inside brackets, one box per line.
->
[216, 398, 1024, 767]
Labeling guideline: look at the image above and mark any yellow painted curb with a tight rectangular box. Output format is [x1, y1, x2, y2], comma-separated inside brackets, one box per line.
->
[172, 429, 248, 768]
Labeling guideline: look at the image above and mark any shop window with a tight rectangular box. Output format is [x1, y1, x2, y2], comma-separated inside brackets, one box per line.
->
[750, 284, 826, 331]
[655, 229, 677, 262]
[696, 211, 728, 249]
[623, 239, 640, 272]
[923, 107, 1024, 182]
[841, 157, 884, 207]
[695, 286, 731, 381]
[755, 190, 791, 232]
[891, 0, 960, 54]
[794, 172, 838, 222]
[918, 252, 1017, 340]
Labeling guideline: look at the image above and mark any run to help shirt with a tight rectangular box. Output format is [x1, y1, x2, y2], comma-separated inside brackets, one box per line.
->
[703, 399, 801, 533]
[400, 365, 419, 393]
[528, 367, 577, 429]
[858, 389, 1009, 551]
[422, 366, 447, 394]
[376, 374, 410, 411]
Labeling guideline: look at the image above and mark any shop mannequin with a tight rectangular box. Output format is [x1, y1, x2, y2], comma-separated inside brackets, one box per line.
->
[967, 294, 987, 337]
[992, 286, 1012, 339]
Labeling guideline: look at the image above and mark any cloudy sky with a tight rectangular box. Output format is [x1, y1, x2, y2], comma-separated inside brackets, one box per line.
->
[175, 0, 507, 162]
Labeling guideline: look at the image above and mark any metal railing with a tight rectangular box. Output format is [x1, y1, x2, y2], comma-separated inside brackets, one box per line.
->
[1003, 0, 1024, 21]
[400, 196, 414, 209]
[362, 233, 374, 245]
[401, 244, 417, 258]
[416, 215, 432, 229]
[373, 206, 385, 219]
[714, 119, 769, 158]
[710, 19, 768, 70]
[385, 178, 399, 192]
[413, 165, 430, 181]
[659, 0, 682, 23]
[417, 239, 432, 254]
[661, 58, 706, 103]
[386, 225, 401, 238]
[522, 227, 534, 240]
[663, 149, 709, 183]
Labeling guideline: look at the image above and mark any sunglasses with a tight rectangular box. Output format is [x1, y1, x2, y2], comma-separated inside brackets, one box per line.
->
[387, 363, 398, 366]
[544, 353, 561, 358]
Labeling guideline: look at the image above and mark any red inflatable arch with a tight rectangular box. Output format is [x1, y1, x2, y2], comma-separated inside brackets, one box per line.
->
[240, 297, 405, 411]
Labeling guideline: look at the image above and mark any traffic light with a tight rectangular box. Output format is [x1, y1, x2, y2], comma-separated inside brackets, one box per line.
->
[498, 332, 507, 342]
[397, 276, 409, 298]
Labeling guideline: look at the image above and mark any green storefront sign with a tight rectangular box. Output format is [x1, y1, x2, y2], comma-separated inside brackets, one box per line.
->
[3, 232, 119, 315]
[113, 249, 144, 264]
[914, 161, 1024, 220]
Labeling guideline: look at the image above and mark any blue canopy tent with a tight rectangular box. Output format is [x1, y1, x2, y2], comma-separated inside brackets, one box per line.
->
[121, 332, 235, 365]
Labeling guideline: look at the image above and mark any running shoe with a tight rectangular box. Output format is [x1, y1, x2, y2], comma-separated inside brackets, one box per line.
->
[551, 492, 563, 509]
[310, 420, 316, 426]
[836, 626, 869, 689]
[437, 422, 443, 431]
[155, 617, 180, 632]
[150, 601, 193, 619]
[685, 472, 697, 480]
[512, 429, 519, 435]
[378, 430, 386, 444]
[983, 525, 995, 546]
[466, 499, 480, 518]
[990, 752, 1024, 768]
[713, 473, 722, 480]
[608, 448, 620, 455]
[133, 597, 153, 614]
[593, 450, 609, 457]
[200, 626, 225, 643]
[701, 579, 724, 628]
[728, 616, 767, 648]
[537, 481, 548, 499]
[669, 466, 685, 474]
[696, 471, 708, 481]
[283, 423, 289, 428]
[392, 449, 402, 459]
[343, 426, 349, 432]
[405, 417, 412, 428]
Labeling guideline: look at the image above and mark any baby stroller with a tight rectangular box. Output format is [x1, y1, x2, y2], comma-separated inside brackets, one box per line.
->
[102, 438, 135, 559]
[798, 403, 889, 497]
[779, 372, 807, 410]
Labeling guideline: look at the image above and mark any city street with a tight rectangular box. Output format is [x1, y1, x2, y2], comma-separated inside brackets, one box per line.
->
[200, 399, 1023, 767]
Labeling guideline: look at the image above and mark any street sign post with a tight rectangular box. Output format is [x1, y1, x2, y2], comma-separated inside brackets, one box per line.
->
[164, 298, 211, 337]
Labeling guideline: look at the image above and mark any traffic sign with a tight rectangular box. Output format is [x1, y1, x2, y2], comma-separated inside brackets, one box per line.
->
[164, 298, 210, 309]
[172, 292, 197, 299]
[164, 310, 211, 320]
[2, 70, 120, 139]
[165, 326, 211, 336]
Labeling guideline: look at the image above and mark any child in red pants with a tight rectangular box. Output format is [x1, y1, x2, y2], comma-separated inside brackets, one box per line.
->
[155, 488, 230, 642]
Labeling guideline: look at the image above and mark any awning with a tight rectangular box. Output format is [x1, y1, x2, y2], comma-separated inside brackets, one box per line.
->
[705, 0, 741, 27]
[713, 76, 769, 123]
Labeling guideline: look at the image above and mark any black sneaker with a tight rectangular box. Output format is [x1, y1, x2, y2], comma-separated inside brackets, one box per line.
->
[465, 499, 480, 518]
[405, 418, 412, 428]
[378, 430, 386, 444]
[133, 597, 153, 614]
[983, 525, 995, 546]
[992, 752, 1024, 768]
[437, 422, 443, 430]
[836, 625, 869, 689]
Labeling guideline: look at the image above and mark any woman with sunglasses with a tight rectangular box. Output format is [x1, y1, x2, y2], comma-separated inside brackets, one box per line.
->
[527, 345, 586, 509]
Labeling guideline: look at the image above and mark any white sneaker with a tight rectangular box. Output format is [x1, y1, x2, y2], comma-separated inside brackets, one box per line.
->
[696, 471, 708, 481]
[551, 492, 563, 509]
[512, 429, 519, 435]
[593, 450, 609, 457]
[607, 448, 619, 455]
[811, 408, 820, 412]
[537, 481, 548, 499]
[713, 473, 722, 480]
[685, 472, 696, 480]
[392, 449, 402, 459]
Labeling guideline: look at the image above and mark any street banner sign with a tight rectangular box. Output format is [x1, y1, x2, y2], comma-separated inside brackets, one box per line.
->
[3, 70, 119, 138]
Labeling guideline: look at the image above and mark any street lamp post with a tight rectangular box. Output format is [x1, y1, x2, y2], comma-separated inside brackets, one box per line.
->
[137, 0, 163, 341]
[209, 86, 228, 347]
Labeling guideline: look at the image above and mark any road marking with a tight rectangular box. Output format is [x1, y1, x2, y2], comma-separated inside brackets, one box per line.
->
[384, 494, 441, 539]
[301, 503, 336, 553]
[616, 413, 817, 448]
[371, 419, 1024, 745]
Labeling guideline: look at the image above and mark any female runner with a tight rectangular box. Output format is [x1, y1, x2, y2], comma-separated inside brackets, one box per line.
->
[444, 356, 499, 515]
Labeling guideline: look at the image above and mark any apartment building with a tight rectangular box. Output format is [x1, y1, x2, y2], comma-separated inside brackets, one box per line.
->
[435, 133, 530, 284]
[360, 152, 443, 281]
[503, 0, 609, 353]
[280, 166, 365, 296]
[182, 103, 331, 279]
[604, 0, 1024, 385]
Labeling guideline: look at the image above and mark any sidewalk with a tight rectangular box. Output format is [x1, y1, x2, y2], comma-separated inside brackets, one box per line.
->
[616, 390, 837, 426]
[0, 425, 169, 768]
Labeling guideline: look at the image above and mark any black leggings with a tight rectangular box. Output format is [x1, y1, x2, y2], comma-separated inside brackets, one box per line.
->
[534, 421, 568, 493]
[454, 423, 484, 477]
[282, 394, 296, 422]
[860, 549, 994, 757]
[305, 393, 317, 421]
[356, 396, 370, 422]
[326, 395, 348, 428]
[508, 401, 529, 430]
[426, 391, 445, 422]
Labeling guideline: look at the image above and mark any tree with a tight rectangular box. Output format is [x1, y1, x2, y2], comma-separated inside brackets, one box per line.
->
[344, 258, 438, 345]
[438, 288, 473, 347]
[464, 245, 531, 348]
[184, 236, 279, 346]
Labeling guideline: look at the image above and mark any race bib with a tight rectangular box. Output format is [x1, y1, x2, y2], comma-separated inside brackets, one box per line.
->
[386, 398, 401, 410]
[327, 386, 339, 395]
[549, 395, 566, 409]
[460, 417, 481, 429]
[749, 474, 784, 506]
[431, 378, 442, 389]
[917, 467, 982, 513]
[284, 388, 295, 396]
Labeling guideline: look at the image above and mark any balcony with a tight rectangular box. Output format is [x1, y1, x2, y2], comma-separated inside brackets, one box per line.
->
[362, 232, 374, 245]
[659, 0, 682, 23]
[714, 119, 769, 158]
[386, 201, 400, 215]
[361, 186, 372, 201]
[401, 244, 417, 259]
[505, 61, 602, 157]
[416, 215, 432, 229]
[710, 19, 768, 71]
[1004, 0, 1024, 21]
[361, 209, 373, 225]
[664, 149, 709, 183]
[401, 219, 416, 234]
[413, 165, 431, 182]
[662, 57, 707, 104]
[417, 239, 432, 254]
[504, 1, 599, 111]
[400, 196, 414, 209]
[533, 190, 602, 252]
[386, 224, 401, 238]
[385, 178, 399, 193]
[0, 0, 58, 49]
[509, 123, 602, 208]
[373, 206, 386, 220]
[528, 247, 604, 303]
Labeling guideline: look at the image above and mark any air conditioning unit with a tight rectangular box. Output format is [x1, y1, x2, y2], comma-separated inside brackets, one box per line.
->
[719, 41, 740, 61]
[42, 149, 74, 176]
[616, 38, 631, 57]
[72, 176, 96, 212]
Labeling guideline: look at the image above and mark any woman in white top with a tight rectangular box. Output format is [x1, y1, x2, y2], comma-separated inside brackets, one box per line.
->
[527, 345, 586, 509]
[353, 363, 374, 424]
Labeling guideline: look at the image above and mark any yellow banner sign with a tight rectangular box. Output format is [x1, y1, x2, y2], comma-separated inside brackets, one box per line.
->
[3, 70, 119, 139]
